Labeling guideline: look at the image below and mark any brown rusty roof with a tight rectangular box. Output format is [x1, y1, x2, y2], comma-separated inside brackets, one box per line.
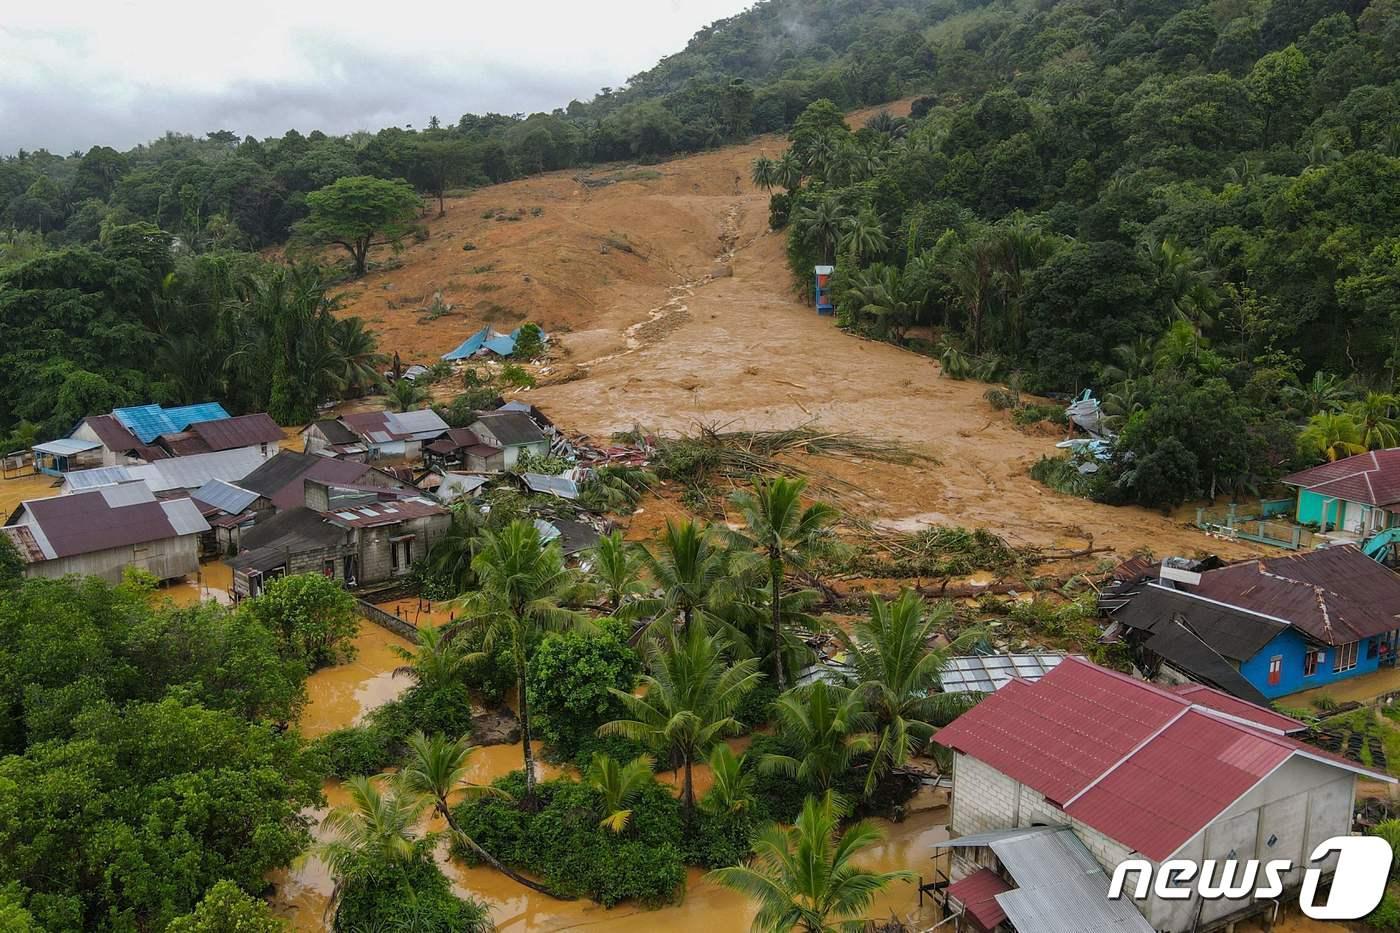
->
[0, 525, 46, 563]
[322, 496, 447, 528]
[189, 413, 284, 451]
[1282, 449, 1400, 508]
[82, 415, 140, 453]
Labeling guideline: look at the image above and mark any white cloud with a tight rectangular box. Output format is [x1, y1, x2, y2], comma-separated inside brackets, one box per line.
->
[0, 0, 753, 153]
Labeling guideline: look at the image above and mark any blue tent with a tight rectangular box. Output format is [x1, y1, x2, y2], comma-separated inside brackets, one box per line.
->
[440, 326, 492, 361]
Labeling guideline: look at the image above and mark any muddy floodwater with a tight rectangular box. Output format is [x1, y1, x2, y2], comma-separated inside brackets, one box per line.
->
[268, 620, 952, 931]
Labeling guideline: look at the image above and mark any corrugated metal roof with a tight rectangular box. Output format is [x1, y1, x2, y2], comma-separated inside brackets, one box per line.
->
[125, 447, 266, 493]
[99, 481, 156, 508]
[160, 498, 212, 536]
[533, 518, 561, 542]
[62, 466, 134, 491]
[15, 486, 201, 558]
[321, 496, 446, 528]
[1168, 683, 1304, 733]
[945, 868, 1010, 930]
[436, 473, 488, 501]
[1281, 448, 1400, 507]
[0, 525, 47, 563]
[384, 409, 449, 440]
[81, 415, 140, 452]
[472, 411, 546, 447]
[188, 413, 283, 451]
[112, 402, 230, 443]
[441, 326, 492, 361]
[33, 438, 102, 456]
[521, 472, 578, 500]
[482, 334, 516, 356]
[940, 653, 1078, 694]
[935, 658, 1390, 862]
[191, 478, 259, 515]
[992, 828, 1155, 933]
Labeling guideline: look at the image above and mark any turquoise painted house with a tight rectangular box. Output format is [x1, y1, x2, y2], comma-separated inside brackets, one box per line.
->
[1109, 546, 1400, 702]
[1283, 448, 1400, 536]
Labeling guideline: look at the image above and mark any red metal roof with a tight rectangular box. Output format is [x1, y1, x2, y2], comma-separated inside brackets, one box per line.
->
[82, 415, 141, 453]
[1169, 683, 1305, 733]
[189, 413, 284, 451]
[934, 658, 1390, 862]
[1189, 545, 1400, 644]
[157, 430, 212, 456]
[322, 497, 447, 528]
[1282, 448, 1400, 507]
[946, 868, 1010, 930]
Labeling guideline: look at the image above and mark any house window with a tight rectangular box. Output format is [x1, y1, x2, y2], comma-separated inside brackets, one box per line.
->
[391, 536, 414, 574]
[260, 442, 270, 455]
[1333, 641, 1359, 674]
[1303, 649, 1323, 678]
[1267, 655, 1282, 686]
[322, 560, 336, 578]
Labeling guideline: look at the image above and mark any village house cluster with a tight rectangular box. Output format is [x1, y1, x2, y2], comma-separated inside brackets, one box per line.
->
[5, 394, 1400, 933]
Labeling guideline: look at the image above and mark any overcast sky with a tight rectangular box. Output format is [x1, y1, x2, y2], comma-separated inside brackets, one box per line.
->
[0, 0, 753, 155]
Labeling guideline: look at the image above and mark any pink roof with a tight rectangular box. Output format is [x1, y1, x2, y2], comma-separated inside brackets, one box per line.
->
[946, 868, 1010, 930]
[1282, 448, 1400, 507]
[935, 658, 1390, 861]
[1169, 683, 1305, 733]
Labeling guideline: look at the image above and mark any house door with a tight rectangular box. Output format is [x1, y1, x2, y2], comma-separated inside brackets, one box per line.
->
[1268, 655, 1283, 686]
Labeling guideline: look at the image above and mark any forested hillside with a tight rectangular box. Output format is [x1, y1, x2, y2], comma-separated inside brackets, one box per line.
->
[2, 0, 1399, 508]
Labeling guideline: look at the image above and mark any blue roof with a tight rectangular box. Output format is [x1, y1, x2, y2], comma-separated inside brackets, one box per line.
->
[482, 335, 517, 356]
[441, 326, 492, 361]
[112, 402, 231, 443]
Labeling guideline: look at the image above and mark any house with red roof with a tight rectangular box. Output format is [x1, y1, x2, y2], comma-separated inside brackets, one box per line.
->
[1283, 448, 1400, 537]
[933, 657, 1391, 932]
[1107, 546, 1400, 700]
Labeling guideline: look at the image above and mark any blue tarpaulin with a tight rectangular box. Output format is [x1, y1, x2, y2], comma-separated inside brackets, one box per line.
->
[441, 325, 547, 360]
[440, 326, 492, 361]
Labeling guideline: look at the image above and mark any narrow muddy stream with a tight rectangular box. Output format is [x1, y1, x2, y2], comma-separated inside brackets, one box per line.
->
[267, 619, 951, 930]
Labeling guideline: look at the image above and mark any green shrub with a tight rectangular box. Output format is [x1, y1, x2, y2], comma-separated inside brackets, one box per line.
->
[514, 322, 546, 359]
[499, 362, 536, 388]
[314, 725, 395, 778]
[454, 774, 686, 906]
[1368, 890, 1400, 931]
[528, 618, 641, 760]
[335, 851, 490, 932]
[681, 809, 758, 868]
[733, 682, 780, 731]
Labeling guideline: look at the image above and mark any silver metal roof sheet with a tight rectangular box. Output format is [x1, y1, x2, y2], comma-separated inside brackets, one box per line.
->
[127, 447, 266, 492]
[98, 481, 157, 508]
[33, 438, 102, 456]
[63, 466, 134, 490]
[191, 478, 258, 515]
[939, 653, 1080, 694]
[160, 498, 212, 536]
[533, 518, 561, 542]
[385, 409, 449, 438]
[521, 472, 579, 500]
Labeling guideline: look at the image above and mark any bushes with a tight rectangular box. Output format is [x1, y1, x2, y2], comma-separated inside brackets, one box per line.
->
[527, 618, 641, 761]
[454, 773, 687, 906]
[335, 851, 491, 932]
[315, 724, 396, 778]
[238, 573, 358, 670]
[1369, 890, 1400, 931]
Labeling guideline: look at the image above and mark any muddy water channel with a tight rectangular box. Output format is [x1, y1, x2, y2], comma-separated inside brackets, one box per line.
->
[268, 619, 951, 931]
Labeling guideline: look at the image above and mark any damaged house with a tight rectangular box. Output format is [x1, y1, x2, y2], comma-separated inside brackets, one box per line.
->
[933, 657, 1390, 933]
[336, 409, 450, 461]
[467, 410, 549, 469]
[1104, 547, 1400, 702]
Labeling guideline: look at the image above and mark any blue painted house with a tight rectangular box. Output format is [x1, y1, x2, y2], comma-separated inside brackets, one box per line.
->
[1282, 448, 1400, 537]
[1108, 547, 1400, 702]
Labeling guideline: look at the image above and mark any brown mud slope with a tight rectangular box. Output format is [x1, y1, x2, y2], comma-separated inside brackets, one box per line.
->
[335, 98, 1256, 560]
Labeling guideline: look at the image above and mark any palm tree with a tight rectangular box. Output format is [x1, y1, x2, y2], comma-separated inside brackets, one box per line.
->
[761, 682, 873, 792]
[843, 264, 915, 342]
[1300, 411, 1366, 462]
[989, 216, 1062, 354]
[586, 752, 656, 833]
[393, 624, 471, 693]
[863, 110, 908, 140]
[400, 731, 567, 898]
[751, 155, 779, 192]
[1289, 371, 1352, 416]
[316, 774, 430, 914]
[793, 197, 845, 264]
[707, 790, 915, 933]
[390, 377, 427, 412]
[840, 591, 978, 796]
[1347, 393, 1400, 450]
[591, 530, 649, 615]
[578, 464, 656, 513]
[599, 625, 762, 811]
[729, 476, 839, 688]
[425, 505, 487, 595]
[775, 151, 803, 192]
[458, 519, 586, 805]
[702, 743, 757, 816]
[333, 316, 387, 396]
[939, 236, 996, 355]
[1146, 238, 1218, 335]
[838, 206, 888, 263]
[635, 518, 737, 633]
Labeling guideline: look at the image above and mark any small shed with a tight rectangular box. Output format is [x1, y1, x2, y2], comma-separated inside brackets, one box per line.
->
[31, 438, 103, 476]
[814, 265, 834, 315]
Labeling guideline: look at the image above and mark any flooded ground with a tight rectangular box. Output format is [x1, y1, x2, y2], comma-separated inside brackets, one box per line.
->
[157, 559, 235, 606]
[268, 625, 952, 931]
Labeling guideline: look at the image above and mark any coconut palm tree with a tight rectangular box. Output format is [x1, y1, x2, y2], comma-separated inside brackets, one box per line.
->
[707, 790, 915, 933]
[1300, 411, 1366, 462]
[729, 476, 840, 688]
[316, 774, 431, 915]
[840, 591, 978, 795]
[635, 518, 737, 633]
[843, 264, 915, 342]
[333, 316, 387, 396]
[751, 156, 779, 192]
[702, 743, 757, 816]
[393, 624, 472, 693]
[864, 110, 909, 140]
[599, 625, 762, 811]
[586, 752, 656, 833]
[578, 464, 656, 513]
[457, 519, 587, 806]
[425, 505, 487, 595]
[400, 731, 568, 898]
[590, 530, 649, 616]
[390, 377, 427, 412]
[775, 151, 803, 192]
[793, 197, 845, 264]
[761, 681, 873, 792]
[838, 206, 888, 263]
[938, 235, 996, 355]
[1347, 393, 1400, 450]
